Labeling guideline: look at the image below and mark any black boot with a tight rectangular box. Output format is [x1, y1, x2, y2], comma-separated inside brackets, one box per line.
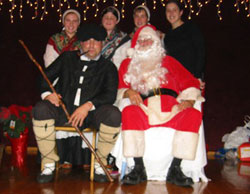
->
[122, 165, 147, 185]
[37, 172, 54, 183]
[94, 163, 109, 183]
[166, 165, 194, 187]
[94, 173, 109, 183]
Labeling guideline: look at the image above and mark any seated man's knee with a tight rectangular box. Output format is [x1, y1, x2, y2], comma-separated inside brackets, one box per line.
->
[99, 105, 121, 127]
[32, 100, 54, 120]
[109, 106, 121, 126]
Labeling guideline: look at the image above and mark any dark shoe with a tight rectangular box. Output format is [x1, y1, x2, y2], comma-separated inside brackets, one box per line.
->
[94, 172, 109, 183]
[166, 166, 194, 187]
[122, 165, 147, 185]
[37, 172, 54, 183]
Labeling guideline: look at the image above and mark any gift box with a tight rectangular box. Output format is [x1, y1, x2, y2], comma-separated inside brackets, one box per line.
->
[238, 142, 250, 162]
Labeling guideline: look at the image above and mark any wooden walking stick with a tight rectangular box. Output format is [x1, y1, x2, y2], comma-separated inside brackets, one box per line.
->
[19, 40, 114, 182]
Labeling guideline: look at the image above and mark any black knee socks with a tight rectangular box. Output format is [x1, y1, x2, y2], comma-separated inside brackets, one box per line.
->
[134, 157, 181, 169]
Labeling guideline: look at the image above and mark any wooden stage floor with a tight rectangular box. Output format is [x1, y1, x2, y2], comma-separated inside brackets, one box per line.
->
[0, 153, 250, 194]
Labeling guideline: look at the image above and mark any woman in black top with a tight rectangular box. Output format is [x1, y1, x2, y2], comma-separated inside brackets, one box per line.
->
[164, 0, 205, 89]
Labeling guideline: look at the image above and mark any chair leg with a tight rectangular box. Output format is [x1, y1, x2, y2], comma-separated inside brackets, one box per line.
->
[90, 130, 96, 181]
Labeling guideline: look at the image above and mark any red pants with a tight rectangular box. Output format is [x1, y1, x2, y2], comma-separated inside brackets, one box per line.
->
[122, 105, 202, 133]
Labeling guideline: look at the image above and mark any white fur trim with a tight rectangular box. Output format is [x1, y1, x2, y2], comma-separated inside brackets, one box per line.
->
[117, 88, 128, 101]
[140, 96, 179, 125]
[139, 26, 160, 43]
[112, 40, 131, 69]
[127, 48, 135, 58]
[122, 130, 145, 157]
[172, 131, 199, 160]
[177, 87, 205, 103]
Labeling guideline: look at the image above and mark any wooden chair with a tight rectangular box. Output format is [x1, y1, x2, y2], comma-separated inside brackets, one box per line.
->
[41, 126, 97, 181]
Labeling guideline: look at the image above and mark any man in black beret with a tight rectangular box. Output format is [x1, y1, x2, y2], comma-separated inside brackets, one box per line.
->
[77, 23, 107, 42]
[32, 23, 121, 183]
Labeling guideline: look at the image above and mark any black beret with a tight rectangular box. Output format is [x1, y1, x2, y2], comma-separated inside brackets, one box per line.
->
[76, 23, 107, 42]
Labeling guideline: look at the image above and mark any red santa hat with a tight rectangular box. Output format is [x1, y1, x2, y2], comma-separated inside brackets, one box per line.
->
[127, 24, 160, 58]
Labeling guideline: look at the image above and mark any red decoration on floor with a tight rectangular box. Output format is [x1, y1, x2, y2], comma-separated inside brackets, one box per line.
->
[6, 128, 29, 168]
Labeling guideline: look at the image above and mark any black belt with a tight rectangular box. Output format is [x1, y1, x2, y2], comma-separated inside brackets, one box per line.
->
[140, 88, 178, 101]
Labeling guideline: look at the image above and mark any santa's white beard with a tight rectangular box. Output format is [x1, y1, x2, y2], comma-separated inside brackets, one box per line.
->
[124, 43, 168, 95]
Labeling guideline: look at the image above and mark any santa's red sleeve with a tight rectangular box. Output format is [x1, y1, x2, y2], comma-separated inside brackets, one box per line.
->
[163, 56, 204, 102]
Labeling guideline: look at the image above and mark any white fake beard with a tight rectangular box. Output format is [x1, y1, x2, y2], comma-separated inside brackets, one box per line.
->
[124, 42, 168, 95]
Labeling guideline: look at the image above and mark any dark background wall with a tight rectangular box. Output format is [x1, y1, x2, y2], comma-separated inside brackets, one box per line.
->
[0, 0, 249, 150]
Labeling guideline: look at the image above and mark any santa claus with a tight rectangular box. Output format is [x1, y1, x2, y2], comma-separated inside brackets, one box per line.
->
[117, 24, 205, 186]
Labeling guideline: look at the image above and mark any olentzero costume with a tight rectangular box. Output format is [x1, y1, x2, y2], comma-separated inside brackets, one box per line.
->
[115, 25, 205, 186]
[32, 24, 121, 183]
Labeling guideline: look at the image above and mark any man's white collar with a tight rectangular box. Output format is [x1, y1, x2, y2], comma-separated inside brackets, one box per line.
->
[80, 53, 101, 61]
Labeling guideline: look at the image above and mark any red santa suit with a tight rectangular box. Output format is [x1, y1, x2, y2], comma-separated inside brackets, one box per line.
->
[117, 25, 205, 161]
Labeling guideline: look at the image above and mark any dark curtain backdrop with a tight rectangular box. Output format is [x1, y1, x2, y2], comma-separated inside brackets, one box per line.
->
[0, 1, 249, 150]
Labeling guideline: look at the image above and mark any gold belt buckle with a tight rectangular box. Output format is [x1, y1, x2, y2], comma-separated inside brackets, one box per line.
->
[153, 88, 161, 96]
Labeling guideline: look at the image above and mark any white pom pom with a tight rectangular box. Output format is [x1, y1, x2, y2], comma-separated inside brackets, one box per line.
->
[127, 48, 135, 58]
